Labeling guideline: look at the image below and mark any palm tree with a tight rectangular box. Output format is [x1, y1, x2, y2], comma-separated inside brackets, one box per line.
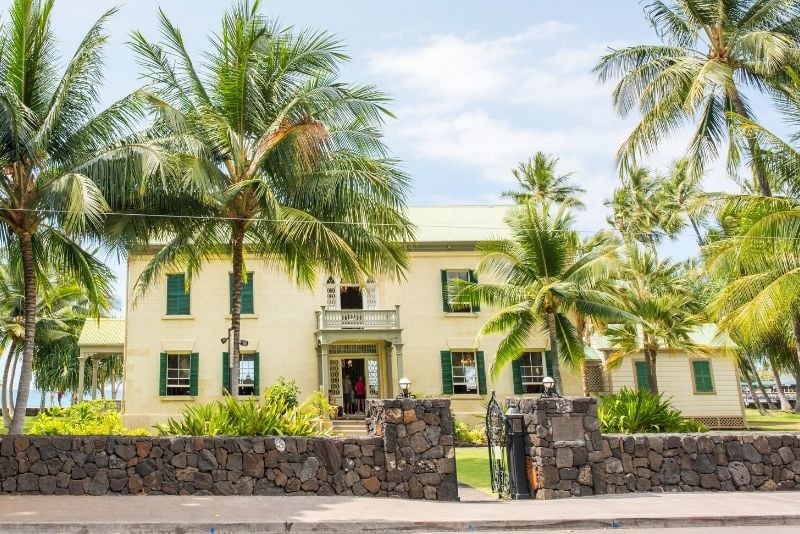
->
[594, 0, 800, 196]
[0, 0, 138, 434]
[109, 1, 413, 392]
[502, 152, 586, 209]
[605, 246, 705, 393]
[662, 159, 709, 246]
[454, 202, 629, 394]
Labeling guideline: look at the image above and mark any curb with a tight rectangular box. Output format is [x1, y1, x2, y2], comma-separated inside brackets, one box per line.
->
[2, 514, 800, 533]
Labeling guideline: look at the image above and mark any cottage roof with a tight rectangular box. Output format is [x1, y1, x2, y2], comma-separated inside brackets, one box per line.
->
[77, 318, 125, 348]
[589, 324, 735, 353]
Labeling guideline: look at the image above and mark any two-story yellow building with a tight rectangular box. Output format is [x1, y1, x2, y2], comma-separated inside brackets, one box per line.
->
[117, 205, 744, 429]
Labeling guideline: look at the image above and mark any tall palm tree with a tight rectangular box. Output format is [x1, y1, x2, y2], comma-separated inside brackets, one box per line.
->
[454, 202, 629, 394]
[502, 152, 586, 209]
[605, 245, 705, 393]
[662, 159, 709, 245]
[109, 1, 413, 392]
[594, 0, 800, 196]
[0, 0, 138, 434]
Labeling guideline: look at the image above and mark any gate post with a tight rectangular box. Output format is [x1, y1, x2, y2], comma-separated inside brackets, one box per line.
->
[506, 408, 531, 499]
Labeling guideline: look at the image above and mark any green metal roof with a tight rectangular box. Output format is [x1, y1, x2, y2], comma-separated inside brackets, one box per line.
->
[78, 318, 125, 347]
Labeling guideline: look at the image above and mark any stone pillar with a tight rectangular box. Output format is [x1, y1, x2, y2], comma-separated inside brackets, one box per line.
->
[394, 343, 404, 380]
[366, 398, 458, 501]
[320, 343, 330, 395]
[507, 396, 602, 499]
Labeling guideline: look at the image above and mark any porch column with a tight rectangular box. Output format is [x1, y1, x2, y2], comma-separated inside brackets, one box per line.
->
[91, 356, 99, 400]
[395, 343, 405, 380]
[321, 343, 330, 395]
[384, 342, 394, 398]
[77, 355, 87, 404]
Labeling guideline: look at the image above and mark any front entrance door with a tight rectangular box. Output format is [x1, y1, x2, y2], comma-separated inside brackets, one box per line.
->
[327, 345, 381, 417]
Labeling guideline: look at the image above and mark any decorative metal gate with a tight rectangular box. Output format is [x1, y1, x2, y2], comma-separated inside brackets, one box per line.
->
[485, 391, 510, 498]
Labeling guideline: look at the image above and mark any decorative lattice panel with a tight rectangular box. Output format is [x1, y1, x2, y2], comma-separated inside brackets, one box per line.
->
[328, 358, 341, 396]
[364, 280, 378, 310]
[367, 359, 379, 396]
[585, 364, 606, 392]
[686, 416, 746, 429]
[329, 344, 378, 355]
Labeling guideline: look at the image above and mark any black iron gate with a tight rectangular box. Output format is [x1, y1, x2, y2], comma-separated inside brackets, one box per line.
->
[485, 391, 510, 498]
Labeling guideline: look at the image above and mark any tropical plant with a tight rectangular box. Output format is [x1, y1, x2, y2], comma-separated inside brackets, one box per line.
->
[29, 400, 149, 436]
[155, 393, 325, 437]
[594, 0, 800, 196]
[108, 1, 413, 393]
[0, 0, 138, 434]
[454, 201, 630, 394]
[263, 377, 301, 409]
[605, 245, 706, 393]
[502, 152, 586, 209]
[598, 387, 708, 434]
[454, 418, 487, 445]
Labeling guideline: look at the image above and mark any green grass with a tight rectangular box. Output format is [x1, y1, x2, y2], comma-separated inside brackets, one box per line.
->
[746, 408, 800, 432]
[0, 416, 36, 435]
[456, 447, 492, 495]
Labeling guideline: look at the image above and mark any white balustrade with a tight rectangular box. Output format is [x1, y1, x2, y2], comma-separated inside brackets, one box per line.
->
[317, 306, 400, 330]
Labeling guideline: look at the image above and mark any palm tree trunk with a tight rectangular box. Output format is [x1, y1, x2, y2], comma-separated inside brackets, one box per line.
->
[39, 389, 45, 412]
[767, 356, 792, 412]
[229, 221, 245, 396]
[741, 364, 768, 416]
[9, 350, 18, 411]
[791, 314, 800, 412]
[111, 373, 117, 401]
[729, 88, 772, 197]
[2, 341, 17, 427]
[688, 215, 704, 246]
[752, 362, 778, 411]
[10, 232, 38, 434]
[546, 311, 563, 394]
[646, 348, 659, 394]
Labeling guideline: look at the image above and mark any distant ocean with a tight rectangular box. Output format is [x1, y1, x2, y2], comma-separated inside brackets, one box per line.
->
[11, 386, 121, 408]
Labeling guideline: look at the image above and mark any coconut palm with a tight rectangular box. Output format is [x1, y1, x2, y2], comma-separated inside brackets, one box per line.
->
[502, 152, 586, 209]
[108, 1, 413, 392]
[594, 0, 800, 196]
[662, 159, 710, 245]
[0, 0, 139, 433]
[605, 245, 705, 393]
[454, 202, 630, 394]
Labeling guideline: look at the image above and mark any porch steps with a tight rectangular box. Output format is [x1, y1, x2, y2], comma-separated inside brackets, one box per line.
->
[331, 418, 369, 436]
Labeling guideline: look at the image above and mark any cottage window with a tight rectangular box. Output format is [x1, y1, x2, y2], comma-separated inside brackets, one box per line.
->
[692, 360, 715, 393]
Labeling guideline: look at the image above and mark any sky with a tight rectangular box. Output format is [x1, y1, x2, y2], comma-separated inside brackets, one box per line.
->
[1, 0, 788, 311]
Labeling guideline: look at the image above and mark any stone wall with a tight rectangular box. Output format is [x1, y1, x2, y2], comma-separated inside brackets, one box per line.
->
[508, 396, 800, 499]
[0, 399, 457, 500]
[366, 398, 458, 501]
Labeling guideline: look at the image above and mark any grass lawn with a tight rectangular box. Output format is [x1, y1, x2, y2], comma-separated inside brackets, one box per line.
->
[746, 408, 800, 432]
[455, 447, 492, 495]
[0, 416, 36, 435]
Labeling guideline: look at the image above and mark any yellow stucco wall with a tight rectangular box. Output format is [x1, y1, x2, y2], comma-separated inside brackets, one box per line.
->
[606, 352, 744, 418]
[121, 250, 584, 428]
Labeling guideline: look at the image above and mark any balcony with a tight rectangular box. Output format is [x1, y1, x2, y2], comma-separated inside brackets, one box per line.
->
[316, 306, 401, 331]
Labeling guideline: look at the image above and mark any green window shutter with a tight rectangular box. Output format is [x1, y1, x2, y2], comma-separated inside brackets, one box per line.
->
[189, 353, 199, 396]
[440, 270, 450, 312]
[635, 361, 651, 391]
[440, 350, 453, 394]
[693, 360, 714, 392]
[512, 357, 523, 395]
[476, 351, 487, 395]
[253, 352, 260, 393]
[159, 353, 167, 396]
[229, 273, 255, 314]
[544, 350, 553, 377]
[469, 270, 480, 312]
[222, 352, 230, 395]
[166, 274, 190, 315]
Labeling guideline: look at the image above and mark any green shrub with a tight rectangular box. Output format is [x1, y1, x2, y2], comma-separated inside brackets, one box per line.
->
[598, 388, 708, 434]
[263, 377, 301, 409]
[155, 392, 328, 437]
[29, 401, 150, 436]
[454, 418, 487, 445]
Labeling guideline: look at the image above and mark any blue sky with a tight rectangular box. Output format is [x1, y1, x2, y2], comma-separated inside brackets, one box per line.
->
[2, 0, 786, 310]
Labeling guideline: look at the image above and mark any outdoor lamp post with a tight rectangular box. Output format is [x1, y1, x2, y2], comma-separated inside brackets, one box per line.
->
[542, 376, 559, 398]
[399, 377, 412, 398]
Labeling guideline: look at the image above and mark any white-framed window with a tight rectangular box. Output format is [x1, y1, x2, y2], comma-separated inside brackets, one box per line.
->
[238, 353, 255, 395]
[167, 354, 191, 396]
[445, 270, 473, 313]
[452, 351, 479, 394]
[520, 351, 546, 394]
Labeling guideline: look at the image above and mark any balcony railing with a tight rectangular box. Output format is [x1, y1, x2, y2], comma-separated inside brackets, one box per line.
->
[317, 306, 401, 330]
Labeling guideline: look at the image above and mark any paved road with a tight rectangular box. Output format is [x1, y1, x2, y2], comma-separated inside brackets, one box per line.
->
[0, 491, 798, 533]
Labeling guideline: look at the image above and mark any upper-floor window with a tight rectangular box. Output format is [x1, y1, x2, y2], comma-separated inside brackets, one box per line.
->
[325, 277, 377, 310]
[166, 274, 190, 315]
[440, 270, 480, 313]
[229, 272, 254, 314]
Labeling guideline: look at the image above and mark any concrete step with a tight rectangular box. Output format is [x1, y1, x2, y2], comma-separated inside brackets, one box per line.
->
[331, 419, 369, 436]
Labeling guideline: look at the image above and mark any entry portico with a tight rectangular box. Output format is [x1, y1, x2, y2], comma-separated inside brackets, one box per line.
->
[76, 318, 125, 400]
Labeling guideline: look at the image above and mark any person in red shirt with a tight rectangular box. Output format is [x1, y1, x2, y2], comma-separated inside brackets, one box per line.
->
[354, 376, 366, 413]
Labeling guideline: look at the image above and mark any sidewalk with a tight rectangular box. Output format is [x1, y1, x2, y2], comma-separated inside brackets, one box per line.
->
[0, 491, 799, 533]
